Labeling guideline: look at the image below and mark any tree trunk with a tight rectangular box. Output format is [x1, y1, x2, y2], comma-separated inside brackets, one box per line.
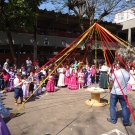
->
[6, 31, 17, 64]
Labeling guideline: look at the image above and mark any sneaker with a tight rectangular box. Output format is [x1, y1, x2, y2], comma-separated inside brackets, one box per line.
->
[123, 122, 132, 126]
[107, 118, 116, 124]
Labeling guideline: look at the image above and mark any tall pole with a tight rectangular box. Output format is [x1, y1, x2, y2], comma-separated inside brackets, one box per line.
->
[94, 30, 97, 84]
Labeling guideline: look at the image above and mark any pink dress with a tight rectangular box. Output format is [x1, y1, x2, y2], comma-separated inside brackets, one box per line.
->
[68, 73, 78, 90]
[46, 76, 56, 92]
[64, 69, 70, 86]
[78, 72, 84, 84]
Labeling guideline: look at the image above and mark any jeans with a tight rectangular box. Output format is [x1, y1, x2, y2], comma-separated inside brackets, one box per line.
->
[109, 94, 130, 125]
[14, 88, 23, 99]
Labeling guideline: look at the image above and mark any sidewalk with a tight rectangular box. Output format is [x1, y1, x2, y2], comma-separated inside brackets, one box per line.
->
[2, 87, 135, 135]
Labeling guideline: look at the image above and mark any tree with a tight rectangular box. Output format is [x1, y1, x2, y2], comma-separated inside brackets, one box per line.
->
[48, 0, 135, 63]
[50, 0, 135, 32]
[0, 0, 46, 64]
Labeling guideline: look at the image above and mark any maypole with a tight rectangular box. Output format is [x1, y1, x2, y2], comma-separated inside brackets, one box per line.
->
[94, 29, 97, 84]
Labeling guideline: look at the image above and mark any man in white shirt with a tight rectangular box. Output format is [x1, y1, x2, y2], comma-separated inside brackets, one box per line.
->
[108, 62, 132, 126]
[26, 57, 32, 69]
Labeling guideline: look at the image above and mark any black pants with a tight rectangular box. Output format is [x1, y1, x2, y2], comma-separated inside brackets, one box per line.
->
[4, 80, 9, 89]
[91, 76, 95, 84]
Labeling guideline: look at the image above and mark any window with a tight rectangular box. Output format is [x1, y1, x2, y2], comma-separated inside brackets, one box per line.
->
[26, 50, 33, 54]
[20, 50, 26, 54]
[67, 29, 72, 33]
[54, 28, 59, 31]
[0, 49, 4, 53]
[59, 28, 67, 32]
[49, 27, 54, 31]
[5, 49, 10, 53]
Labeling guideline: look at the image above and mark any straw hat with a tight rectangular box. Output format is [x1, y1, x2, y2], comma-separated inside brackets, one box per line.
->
[16, 72, 22, 76]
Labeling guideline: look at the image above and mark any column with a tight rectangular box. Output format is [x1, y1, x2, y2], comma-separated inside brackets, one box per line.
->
[128, 28, 131, 43]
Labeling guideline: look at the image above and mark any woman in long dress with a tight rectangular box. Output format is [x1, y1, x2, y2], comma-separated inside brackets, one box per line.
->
[57, 65, 65, 87]
[128, 66, 135, 91]
[99, 63, 109, 89]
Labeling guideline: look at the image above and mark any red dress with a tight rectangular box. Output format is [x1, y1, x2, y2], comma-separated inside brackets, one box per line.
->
[68, 73, 78, 90]
[46, 76, 56, 92]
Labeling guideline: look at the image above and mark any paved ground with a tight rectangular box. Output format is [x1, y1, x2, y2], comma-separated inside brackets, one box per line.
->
[2, 86, 135, 135]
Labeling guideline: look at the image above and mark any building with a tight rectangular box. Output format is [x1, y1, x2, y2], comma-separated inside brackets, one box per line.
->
[114, 6, 135, 45]
[0, 9, 123, 66]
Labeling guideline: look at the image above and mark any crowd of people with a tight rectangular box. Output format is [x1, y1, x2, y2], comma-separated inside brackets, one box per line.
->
[0, 57, 135, 103]
[0, 56, 134, 135]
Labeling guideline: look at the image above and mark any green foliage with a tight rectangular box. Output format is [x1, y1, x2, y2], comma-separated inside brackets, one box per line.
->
[0, 0, 46, 33]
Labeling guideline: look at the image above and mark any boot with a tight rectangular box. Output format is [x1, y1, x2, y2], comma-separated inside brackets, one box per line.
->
[14, 99, 18, 106]
[20, 97, 24, 104]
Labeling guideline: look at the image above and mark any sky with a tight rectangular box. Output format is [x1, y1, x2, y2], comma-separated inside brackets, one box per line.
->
[39, 2, 55, 11]
[38, 1, 135, 22]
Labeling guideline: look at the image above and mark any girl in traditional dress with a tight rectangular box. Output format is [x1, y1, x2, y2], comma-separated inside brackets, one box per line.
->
[86, 67, 92, 86]
[78, 68, 84, 89]
[90, 65, 96, 85]
[64, 65, 70, 86]
[46, 70, 56, 92]
[57, 65, 65, 87]
[22, 75, 29, 100]
[27, 72, 34, 95]
[8, 67, 15, 91]
[128, 66, 135, 91]
[69, 64, 75, 74]
[34, 76, 42, 95]
[68, 69, 78, 90]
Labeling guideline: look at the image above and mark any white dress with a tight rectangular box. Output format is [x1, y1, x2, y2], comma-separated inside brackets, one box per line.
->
[57, 68, 65, 87]
[128, 70, 135, 89]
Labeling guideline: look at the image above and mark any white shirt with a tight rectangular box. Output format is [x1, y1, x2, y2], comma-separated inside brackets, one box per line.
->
[40, 70, 46, 75]
[100, 65, 109, 72]
[26, 60, 32, 67]
[110, 69, 130, 95]
[14, 78, 22, 88]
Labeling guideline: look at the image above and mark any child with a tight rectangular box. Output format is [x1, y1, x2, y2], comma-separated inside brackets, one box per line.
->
[64, 65, 70, 86]
[34, 76, 42, 95]
[46, 70, 56, 92]
[22, 75, 29, 100]
[8, 67, 15, 91]
[2, 70, 10, 89]
[78, 68, 84, 89]
[86, 67, 92, 86]
[27, 72, 34, 95]
[14, 72, 24, 106]
[68, 69, 78, 90]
